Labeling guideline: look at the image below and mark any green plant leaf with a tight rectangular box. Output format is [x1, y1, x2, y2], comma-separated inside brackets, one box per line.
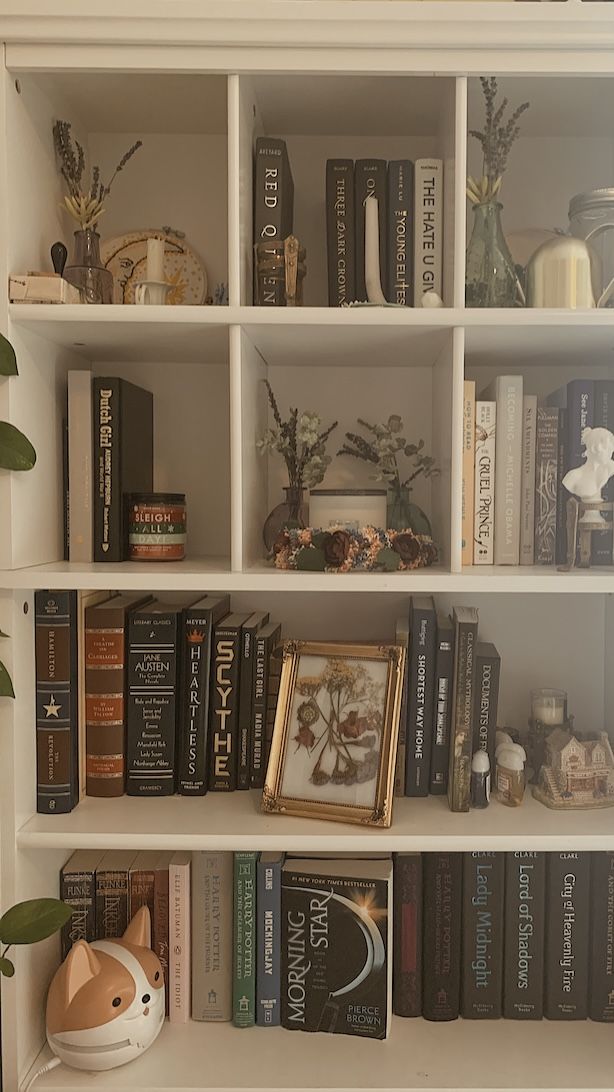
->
[0, 956, 14, 977]
[0, 422, 36, 471]
[0, 899, 72, 945]
[296, 547, 326, 572]
[376, 547, 401, 572]
[0, 334, 18, 377]
[0, 660, 15, 698]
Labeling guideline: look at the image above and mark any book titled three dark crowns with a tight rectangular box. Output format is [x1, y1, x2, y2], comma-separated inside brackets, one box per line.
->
[177, 595, 230, 795]
[282, 858, 392, 1039]
[35, 590, 78, 813]
[326, 160, 355, 307]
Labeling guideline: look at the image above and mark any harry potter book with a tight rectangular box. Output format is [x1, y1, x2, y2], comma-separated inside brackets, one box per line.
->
[177, 594, 230, 796]
[208, 613, 249, 791]
[405, 595, 436, 797]
[238, 611, 269, 790]
[544, 851, 590, 1019]
[589, 852, 614, 1022]
[233, 851, 257, 1027]
[422, 852, 462, 1021]
[461, 852, 504, 1019]
[281, 857, 392, 1039]
[392, 853, 422, 1017]
[326, 160, 355, 306]
[429, 614, 454, 794]
[447, 606, 479, 813]
[251, 621, 281, 788]
[35, 590, 78, 814]
[192, 851, 233, 1022]
[95, 850, 137, 939]
[503, 851, 545, 1020]
[257, 851, 283, 1026]
[60, 849, 104, 958]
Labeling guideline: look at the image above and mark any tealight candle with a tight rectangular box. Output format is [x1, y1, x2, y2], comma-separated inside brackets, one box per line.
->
[531, 688, 566, 726]
[146, 236, 165, 283]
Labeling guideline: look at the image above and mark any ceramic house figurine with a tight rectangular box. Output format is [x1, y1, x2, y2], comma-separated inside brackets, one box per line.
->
[532, 727, 614, 809]
[46, 906, 164, 1072]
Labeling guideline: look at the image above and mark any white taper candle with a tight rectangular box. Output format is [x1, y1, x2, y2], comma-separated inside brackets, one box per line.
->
[364, 194, 387, 305]
[146, 236, 165, 282]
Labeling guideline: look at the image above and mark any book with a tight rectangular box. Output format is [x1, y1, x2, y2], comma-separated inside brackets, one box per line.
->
[534, 406, 560, 566]
[257, 851, 283, 1026]
[68, 370, 93, 563]
[127, 597, 198, 797]
[169, 851, 191, 1023]
[264, 637, 284, 773]
[392, 853, 422, 1017]
[237, 611, 269, 790]
[503, 851, 546, 1020]
[92, 377, 153, 562]
[386, 160, 414, 306]
[233, 851, 257, 1027]
[405, 595, 436, 797]
[461, 852, 504, 1018]
[153, 851, 174, 1017]
[429, 614, 454, 795]
[85, 593, 151, 797]
[592, 380, 614, 564]
[253, 137, 294, 306]
[129, 850, 159, 919]
[473, 400, 496, 565]
[482, 375, 523, 565]
[544, 851, 590, 1020]
[393, 614, 410, 797]
[355, 159, 387, 302]
[422, 852, 462, 1021]
[556, 407, 567, 566]
[192, 851, 233, 1022]
[326, 159, 355, 307]
[59, 849, 104, 958]
[177, 595, 230, 795]
[589, 852, 614, 1022]
[413, 158, 443, 305]
[77, 591, 111, 799]
[281, 857, 392, 1038]
[472, 642, 500, 776]
[95, 850, 136, 939]
[520, 394, 537, 565]
[208, 613, 249, 791]
[447, 605, 479, 813]
[35, 590, 78, 814]
[462, 380, 476, 565]
[251, 621, 281, 788]
[548, 379, 594, 565]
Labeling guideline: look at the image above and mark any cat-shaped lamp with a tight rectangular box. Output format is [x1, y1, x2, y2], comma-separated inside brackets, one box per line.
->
[46, 906, 164, 1072]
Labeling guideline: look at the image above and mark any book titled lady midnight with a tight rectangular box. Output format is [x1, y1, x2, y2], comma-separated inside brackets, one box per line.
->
[544, 851, 590, 1019]
[589, 852, 614, 1022]
[503, 852, 545, 1019]
[281, 858, 392, 1039]
[177, 595, 230, 795]
[461, 852, 504, 1019]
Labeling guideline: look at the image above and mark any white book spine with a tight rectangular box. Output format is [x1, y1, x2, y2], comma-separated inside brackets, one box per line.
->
[473, 401, 496, 565]
[487, 375, 523, 565]
[462, 381, 476, 566]
[169, 855, 191, 1023]
[413, 159, 443, 305]
[520, 395, 537, 566]
[68, 370, 93, 563]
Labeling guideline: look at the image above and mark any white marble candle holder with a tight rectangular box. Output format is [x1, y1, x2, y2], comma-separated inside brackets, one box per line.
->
[134, 280, 172, 306]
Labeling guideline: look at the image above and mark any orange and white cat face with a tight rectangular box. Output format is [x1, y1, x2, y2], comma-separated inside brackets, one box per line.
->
[47, 907, 164, 1072]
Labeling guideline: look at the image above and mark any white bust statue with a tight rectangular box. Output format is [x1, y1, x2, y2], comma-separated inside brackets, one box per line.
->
[562, 426, 614, 526]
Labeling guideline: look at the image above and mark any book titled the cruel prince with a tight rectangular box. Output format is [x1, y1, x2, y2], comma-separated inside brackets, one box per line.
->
[281, 858, 392, 1039]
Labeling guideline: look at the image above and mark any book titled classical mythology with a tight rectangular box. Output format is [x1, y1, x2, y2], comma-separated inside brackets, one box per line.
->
[473, 400, 496, 565]
[253, 137, 294, 306]
[257, 851, 283, 1026]
[447, 606, 479, 813]
[588, 852, 614, 1022]
[60, 849, 104, 958]
[503, 851, 545, 1020]
[208, 613, 249, 792]
[429, 613, 454, 795]
[462, 380, 476, 565]
[405, 595, 436, 797]
[281, 857, 392, 1038]
[413, 158, 443, 305]
[534, 406, 560, 566]
[386, 160, 414, 306]
[177, 594, 230, 795]
[520, 394, 537, 565]
[482, 375, 523, 564]
[422, 852, 462, 1021]
[169, 852, 192, 1023]
[95, 850, 136, 940]
[35, 590, 78, 814]
[251, 621, 281, 788]
[326, 159, 355, 306]
[471, 642, 500, 776]
[238, 611, 269, 790]
[233, 851, 257, 1027]
[192, 851, 233, 1022]
[461, 852, 504, 1019]
[392, 853, 422, 1017]
[355, 159, 387, 302]
[544, 851, 590, 1020]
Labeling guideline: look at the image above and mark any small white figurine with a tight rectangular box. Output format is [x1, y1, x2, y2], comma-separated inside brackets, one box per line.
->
[420, 290, 444, 308]
[562, 426, 614, 526]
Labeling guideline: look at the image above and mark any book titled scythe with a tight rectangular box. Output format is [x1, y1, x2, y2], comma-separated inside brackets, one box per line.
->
[281, 857, 392, 1039]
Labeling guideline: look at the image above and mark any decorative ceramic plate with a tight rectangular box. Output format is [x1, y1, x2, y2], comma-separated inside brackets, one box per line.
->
[100, 229, 207, 305]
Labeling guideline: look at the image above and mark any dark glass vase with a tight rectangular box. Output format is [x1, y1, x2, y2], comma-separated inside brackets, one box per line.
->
[263, 486, 308, 552]
[64, 229, 114, 304]
[387, 485, 432, 536]
[465, 202, 519, 308]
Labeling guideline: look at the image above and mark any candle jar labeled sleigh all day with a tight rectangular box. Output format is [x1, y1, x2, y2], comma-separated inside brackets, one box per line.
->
[127, 493, 186, 561]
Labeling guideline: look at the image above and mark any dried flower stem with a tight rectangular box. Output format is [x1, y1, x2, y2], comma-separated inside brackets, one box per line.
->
[53, 119, 142, 230]
[468, 77, 529, 205]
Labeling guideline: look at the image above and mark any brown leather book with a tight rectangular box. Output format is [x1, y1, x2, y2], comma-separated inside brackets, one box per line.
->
[85, 593, 151, 797]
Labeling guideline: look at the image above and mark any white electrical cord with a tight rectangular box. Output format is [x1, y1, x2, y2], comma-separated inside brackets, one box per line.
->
[22, 1055, 61, 1092]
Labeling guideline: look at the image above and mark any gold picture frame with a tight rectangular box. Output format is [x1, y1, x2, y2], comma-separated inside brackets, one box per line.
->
[262, 640, 405, 827]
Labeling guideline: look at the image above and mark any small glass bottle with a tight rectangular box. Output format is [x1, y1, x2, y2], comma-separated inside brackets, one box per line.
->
[495, 746, 526, 807]
[471, 750, 490, 809]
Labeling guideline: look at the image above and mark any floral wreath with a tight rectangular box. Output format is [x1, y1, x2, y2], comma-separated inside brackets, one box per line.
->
[273, 525, 437, 572]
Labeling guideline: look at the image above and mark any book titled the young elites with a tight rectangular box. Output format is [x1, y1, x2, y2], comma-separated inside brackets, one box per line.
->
[281, 857, 392, 1039]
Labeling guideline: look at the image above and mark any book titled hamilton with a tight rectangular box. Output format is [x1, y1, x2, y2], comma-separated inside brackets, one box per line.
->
[208, 613, 249, 791]
[503, 852, 545, 1020]
[281, 857, 392, 1039]
[192, 851, 233, 1022]
[405, 595, 436, 797]
[447, 606, 478, 813]
[253, 137, 294, 306]
[233, 851, 257, 1027]
[386, 160, 413, 306]
[177, 595, 230, 795]
[355, 159, 387, 302]
[472, 642, 500, 776]
[92, 377, 153, 562]
[474, 400, 496, 565]
[482, 375, 523, 565]
[413, 159, 443, 305]
[326, 160, 355, 307]
[251, 621, 281, 788]
[461, 852, 504, 1019]
[392, 853, 422, 1017]
[589, 852, 614, 1022]
[238, 611, 269, 790]
[60, 849, 104, 958]
[257, 851, 283, 1026]
[35, 590, 78, 814]
[422, 852, 462, 1021]
[544, 851, 590, 1020]
[429, 613, 454, 795]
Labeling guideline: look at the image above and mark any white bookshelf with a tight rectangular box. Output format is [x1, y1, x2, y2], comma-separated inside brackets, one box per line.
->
[2, 4, 614, 1091]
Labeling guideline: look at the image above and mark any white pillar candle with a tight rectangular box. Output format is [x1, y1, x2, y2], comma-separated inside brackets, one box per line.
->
[364, 195, 387, 305]
[146, 236, 165, 282]
[532, 702, 565, 725]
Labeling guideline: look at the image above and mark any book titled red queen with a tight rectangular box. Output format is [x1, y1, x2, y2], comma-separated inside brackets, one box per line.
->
[281, 857, 392, 1039]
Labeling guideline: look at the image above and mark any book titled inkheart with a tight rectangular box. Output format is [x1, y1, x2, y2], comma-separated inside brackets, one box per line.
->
[281, 857, 392, 1039]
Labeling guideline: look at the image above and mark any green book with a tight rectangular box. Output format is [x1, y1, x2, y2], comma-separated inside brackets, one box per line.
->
[233, 851, 257, 1027]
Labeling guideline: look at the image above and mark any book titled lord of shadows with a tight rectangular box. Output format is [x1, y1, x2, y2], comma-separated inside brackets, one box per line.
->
[281, 858, 392, 1039]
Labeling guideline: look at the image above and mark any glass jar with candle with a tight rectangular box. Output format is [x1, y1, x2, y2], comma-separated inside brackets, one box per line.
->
[531, 688, 567, 726]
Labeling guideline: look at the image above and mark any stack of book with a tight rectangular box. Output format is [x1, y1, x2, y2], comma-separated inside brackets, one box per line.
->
[463, 375, 614, 568]
[35, 591, 283, 812]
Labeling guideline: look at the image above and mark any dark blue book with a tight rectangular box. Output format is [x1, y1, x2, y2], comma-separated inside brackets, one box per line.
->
[256, 851, 283, 1026]
[592, 380, 614, 564]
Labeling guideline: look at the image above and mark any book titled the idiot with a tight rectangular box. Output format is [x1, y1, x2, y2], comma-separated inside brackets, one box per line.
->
[281, 858, 392, 1039]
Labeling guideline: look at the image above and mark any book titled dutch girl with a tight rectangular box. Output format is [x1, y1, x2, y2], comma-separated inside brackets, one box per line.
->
[447, 606, 479, 813]
[35, 590, 78, 814]
[405, 595, 436, 797]
[503, 852, 545, 1020]
[281, 858, 392, 1039]
[544, 852, 590, 1020]
[177, 595, 230, 796]
[208, 613, 249, 791]
[461, 852, 504, 1019]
